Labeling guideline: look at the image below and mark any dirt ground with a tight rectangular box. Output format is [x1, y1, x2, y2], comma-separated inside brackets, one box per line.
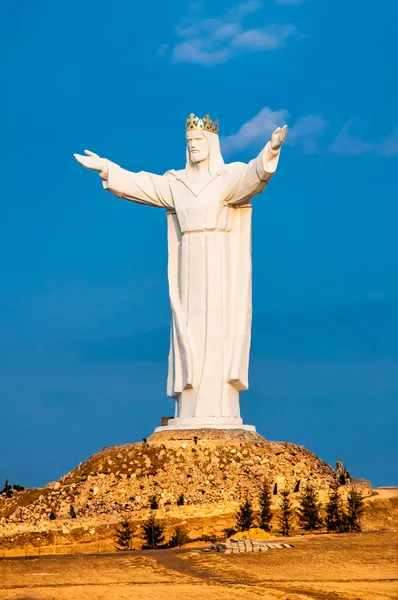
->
[0, 532, 397, 600]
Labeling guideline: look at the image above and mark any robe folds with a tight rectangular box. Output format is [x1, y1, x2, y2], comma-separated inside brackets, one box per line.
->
[101, 143, 280, 421]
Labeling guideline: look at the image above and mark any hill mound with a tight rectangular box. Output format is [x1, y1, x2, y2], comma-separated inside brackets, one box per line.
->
[1, 430, 335, 525]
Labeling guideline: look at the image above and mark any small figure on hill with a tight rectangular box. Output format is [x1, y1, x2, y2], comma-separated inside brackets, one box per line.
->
[325, 482, 343, 533]
[193, 435, 198, 445]
[150, 495, 159, 510]
[238, 482, 243, 499]
[70, 504, 77, 519]
[258, 480, 273, 532]
[115, 519, 136, 551]
[273, 482, 278, 495]
[236, 496, 255, 532]
[297, 482, 323, 531]
[177, 493, 185, 506]
[49, 510, 57, 520]
[142, 438, 148, 447]
[141, 513, 165, 549]
[169, 524, 190, 548]
[278, 489, 293, 536]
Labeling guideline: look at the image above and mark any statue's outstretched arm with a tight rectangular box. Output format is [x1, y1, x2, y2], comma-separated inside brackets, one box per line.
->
[224, 126, 287, 207]
[74, 150, 173, 209]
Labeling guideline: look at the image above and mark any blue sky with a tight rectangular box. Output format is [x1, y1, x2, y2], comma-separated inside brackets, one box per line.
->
[1, 0, 397, 488]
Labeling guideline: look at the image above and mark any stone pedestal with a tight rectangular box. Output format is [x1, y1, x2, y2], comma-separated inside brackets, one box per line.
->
[154, 416, 256, 433]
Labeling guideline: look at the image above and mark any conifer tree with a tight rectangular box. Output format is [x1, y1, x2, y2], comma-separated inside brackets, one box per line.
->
[297, 482, 323, 531]
[258, 480, 273, 532]
[325, 482, 343, 533]
[236, 496, 255, 532]
[345, 488, 364, 532]
[2, 479, 13, 498]
[278, 489, 293, 536]
[169, 524, 190, 547]
[141, 512, 165, 548]
[115, 519, 136, 551]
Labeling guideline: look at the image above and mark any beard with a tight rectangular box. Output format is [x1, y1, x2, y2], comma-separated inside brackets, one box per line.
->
[189, 151, 207, 164]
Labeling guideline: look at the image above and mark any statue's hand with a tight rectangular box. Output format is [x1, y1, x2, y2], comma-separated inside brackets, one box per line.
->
[270, 125, 288, 151]
[74, 150, 106, 172]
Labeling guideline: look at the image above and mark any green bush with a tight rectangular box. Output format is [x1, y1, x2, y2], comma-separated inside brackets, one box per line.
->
[236, 497, 255, 532]
[278, 489, 293, 536]
[141, 513, 165, 549]
[168, 525, 190, 548]
[115, 519, 136, 551]
[345, 488, 365, 532]
[258, 480, 273, 532]
[325, 482, 343, 532]
[297, 482, 323, 531]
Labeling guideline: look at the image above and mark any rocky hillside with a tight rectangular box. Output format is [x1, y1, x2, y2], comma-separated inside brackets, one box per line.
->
[1, 430, 336, 525]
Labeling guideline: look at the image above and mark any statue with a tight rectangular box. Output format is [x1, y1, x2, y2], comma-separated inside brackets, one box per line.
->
[74, 114, 287, 431]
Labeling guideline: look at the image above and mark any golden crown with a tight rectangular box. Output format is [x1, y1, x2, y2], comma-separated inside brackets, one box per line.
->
[186, 113, 219, 135]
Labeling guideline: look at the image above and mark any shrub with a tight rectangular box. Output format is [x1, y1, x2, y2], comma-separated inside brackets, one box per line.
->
[49, 510, 57, 520]
[278, 489, 293, 536]
[223, 527, 237, 538]
[13, 484, 25, 492]
[236, 496, 255, 532]
[345, 488, 365, 532]
[325, 482, 343, 533]
[70, 505, 77, 519]
[297, 482, 323, 531]
[168, 525, 190, 548]
[177, 493, 185, 506]
[115, 519, 136, 551]
[141, 513, 165, 549]
[258, 480, 273, 532]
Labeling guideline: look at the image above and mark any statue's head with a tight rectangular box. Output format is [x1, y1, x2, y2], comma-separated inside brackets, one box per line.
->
[186, 130, 210, 164]
[185, 113, 224, 175]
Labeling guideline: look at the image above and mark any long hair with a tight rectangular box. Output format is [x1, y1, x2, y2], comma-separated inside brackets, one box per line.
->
[185, 130, 225, 176]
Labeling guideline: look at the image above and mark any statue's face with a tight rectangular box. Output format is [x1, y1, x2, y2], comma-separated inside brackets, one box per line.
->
[186, 130, 210, 164]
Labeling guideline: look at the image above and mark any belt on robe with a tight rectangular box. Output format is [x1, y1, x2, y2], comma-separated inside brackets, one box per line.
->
[181, 228, 231, 234]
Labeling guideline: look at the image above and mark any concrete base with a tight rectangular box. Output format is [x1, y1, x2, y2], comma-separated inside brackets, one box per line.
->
[154, 416, 256, 433]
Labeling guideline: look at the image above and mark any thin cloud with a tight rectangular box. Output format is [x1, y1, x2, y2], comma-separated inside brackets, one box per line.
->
[156, 43, 169, 57]
[288, 115, 328, 153]
[329, 122, 374, 156]
[232, 24, 296, 51]
[329, 122, 398, 157]
[169, 1, 297, 66]
[222, 107, 289, 154]
[222, 108, 398, 157]
[221, 106, 327, 155]
[376, 127, 398, 157]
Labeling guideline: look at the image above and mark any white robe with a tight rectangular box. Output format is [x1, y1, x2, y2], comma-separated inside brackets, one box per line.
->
[100, 143, 280, 426]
